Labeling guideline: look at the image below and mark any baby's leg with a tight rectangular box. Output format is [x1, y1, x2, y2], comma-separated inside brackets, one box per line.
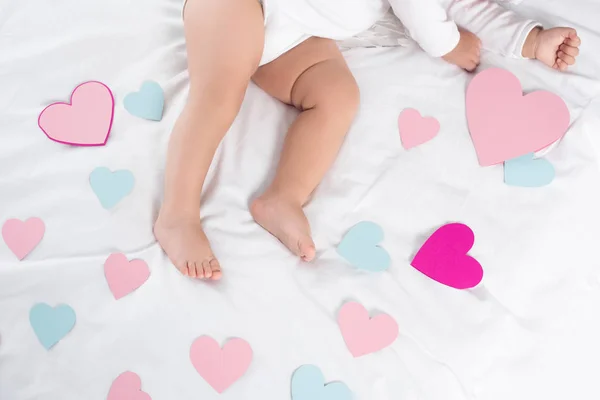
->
[251, 38, 359, 261]
[154, 0, 264, 279]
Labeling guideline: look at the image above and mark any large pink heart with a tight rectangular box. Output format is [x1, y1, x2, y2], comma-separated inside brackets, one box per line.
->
[104, 253, 150, 300]
[398, 108, 439, 149]
[411, 223, 483, 289]
[2, 218, 45, 260]
[107, 371, 151, 400]
[466, 68, 569, 166]
[38, 81, 114, 146]
[337, 302, 398, 357]
[190, 336, 253, 393]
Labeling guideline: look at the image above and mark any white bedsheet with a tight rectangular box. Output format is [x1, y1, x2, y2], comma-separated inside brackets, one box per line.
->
[1, 0, 600, 399]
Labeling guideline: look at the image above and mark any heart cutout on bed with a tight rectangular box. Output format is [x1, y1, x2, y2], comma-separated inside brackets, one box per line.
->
[466, 68, 569, 166]
[190, 336, 252, 393]
[38, 81, 114, 146]
[411, 223, 483, 289]
[29, 303, 76, 350]
[337, 221, 390, 272]
[291, 365, 353, 400]
[89, 167, 135, 209]
[504, 153, 555, 187]
[107, 371, 152, 400]
[338, 302, 398, 357]
[104, 253, 150, 300]
[398, 108, 439, 149]
[124, 81, 164, 121]
[2, 217, 45, 260]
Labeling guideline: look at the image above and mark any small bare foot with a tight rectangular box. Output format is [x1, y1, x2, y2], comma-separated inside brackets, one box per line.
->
[250, 192, 316, 261]
[154, 212, 222, 280]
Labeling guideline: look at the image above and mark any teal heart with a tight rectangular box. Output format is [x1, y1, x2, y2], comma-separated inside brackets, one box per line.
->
[291, 365, 353, 400]
[124, 81, 164, 121]
[504, 153, 555, 187]
[29, 303, 76, 350]
[337, 221, 390, 272]
[89, 167, 135, 209]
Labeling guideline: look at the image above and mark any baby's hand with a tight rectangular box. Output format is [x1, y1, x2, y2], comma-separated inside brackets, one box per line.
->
[442, 27, 482, 72]
[523, 27, 581, 71]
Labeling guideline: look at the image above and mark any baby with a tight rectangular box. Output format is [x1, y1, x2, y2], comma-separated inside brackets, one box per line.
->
[154, 0, 581, 280]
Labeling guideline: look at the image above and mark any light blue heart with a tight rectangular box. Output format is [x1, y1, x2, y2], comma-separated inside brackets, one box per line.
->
[504, 153, 555, 187]
[29, 303, 76, 350]
[337, 221, 390, 272]
[124, 81, 164, 121]
[89, 167, 135, 209]
[291, 365, 353, 400]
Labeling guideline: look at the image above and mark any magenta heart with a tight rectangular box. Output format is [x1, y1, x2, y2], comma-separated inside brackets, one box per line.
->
[190, 336, 253, 393]
[466, 68, 569, 166]
[38, 81, 114, 146]
[107, 371, 151, 400]
[338, 302, 398, 357]
[104, 253, 150, 300]
[2, 218, 45, 260]
[411, 223, 483, 289]
[398, 108, 439, 149]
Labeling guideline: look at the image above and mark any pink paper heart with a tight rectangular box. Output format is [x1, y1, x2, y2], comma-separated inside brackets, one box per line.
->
[398, 108, 440, 149]
[107, 371, 151, 400]
[338, 302, 398, 357]
[2, 218, 45, 260]
[411, 223, 483, 289]
[466, 68, 569, 166]
[38, 81, 114, 146]
[104, 253, 150, 300]
[190, 336, 253, 393]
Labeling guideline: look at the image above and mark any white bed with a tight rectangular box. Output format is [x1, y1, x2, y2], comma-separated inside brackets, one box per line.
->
[1, 0, 600, 399]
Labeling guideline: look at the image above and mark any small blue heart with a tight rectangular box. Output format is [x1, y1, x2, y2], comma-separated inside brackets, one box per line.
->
[291, 365, 353, 400]
[29, 303, 76, 350]
[504, 153, 555, 187]
[124, 81, 164, 121]
[337, 221, 390, 272]
[89, 167, 135, 209]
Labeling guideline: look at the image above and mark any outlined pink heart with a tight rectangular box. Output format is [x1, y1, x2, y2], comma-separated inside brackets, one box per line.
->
[466, 68, 569, 166]
[104, 253, 150, 300]
[38, 81, 114, 146]
[107, 371, 151, 400]
[338, 302, 399, 357]
[411, 223, 483, 289]
[398, 108, 440, 149]
[190, 336, 253, 393]
[2, 218, 45, 260]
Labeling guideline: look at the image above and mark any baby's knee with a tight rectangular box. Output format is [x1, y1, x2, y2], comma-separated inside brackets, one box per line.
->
[318, 76, 360, 121]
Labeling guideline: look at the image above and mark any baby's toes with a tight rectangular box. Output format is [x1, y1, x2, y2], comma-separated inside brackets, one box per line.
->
[209, 259, 222, 280]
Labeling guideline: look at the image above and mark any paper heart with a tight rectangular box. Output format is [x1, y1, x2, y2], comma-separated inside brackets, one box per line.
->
[29, 303, 76, 350]
[291, 365, 353, 400]
[411, 223, 483, 289]
[398, 108, 439, 149]
[190, 336, 252, 393]
[124, 81, 164, 121]
[338, 302, 398, 357]
[466, 68, 569, 166]
[107, 371, 152, 400]
[89, 167, 135, 209]
[38, 81, 114, 146]
[104, 253, 150, 300]
[2, 218, 45, 260]
[337, 221, 390, 272]
[504, 153, 555, 187]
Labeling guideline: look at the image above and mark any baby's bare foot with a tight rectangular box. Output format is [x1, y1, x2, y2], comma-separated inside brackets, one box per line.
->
[250, 192, 316, 261]
[154, 212, 222, 280]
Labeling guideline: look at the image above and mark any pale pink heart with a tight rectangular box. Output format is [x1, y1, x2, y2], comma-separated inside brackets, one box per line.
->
[107, 371, 151, 400]
[104, 253, 150, 300]
[2, 218, 45, 260]
[411, 223, 483, 289]
[190, 336, 253, 393]
[38, 81, 114, 146]
[466, 68, 569, 166]
[398, 108, 440, 149]
[337, 302, 399, 357]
